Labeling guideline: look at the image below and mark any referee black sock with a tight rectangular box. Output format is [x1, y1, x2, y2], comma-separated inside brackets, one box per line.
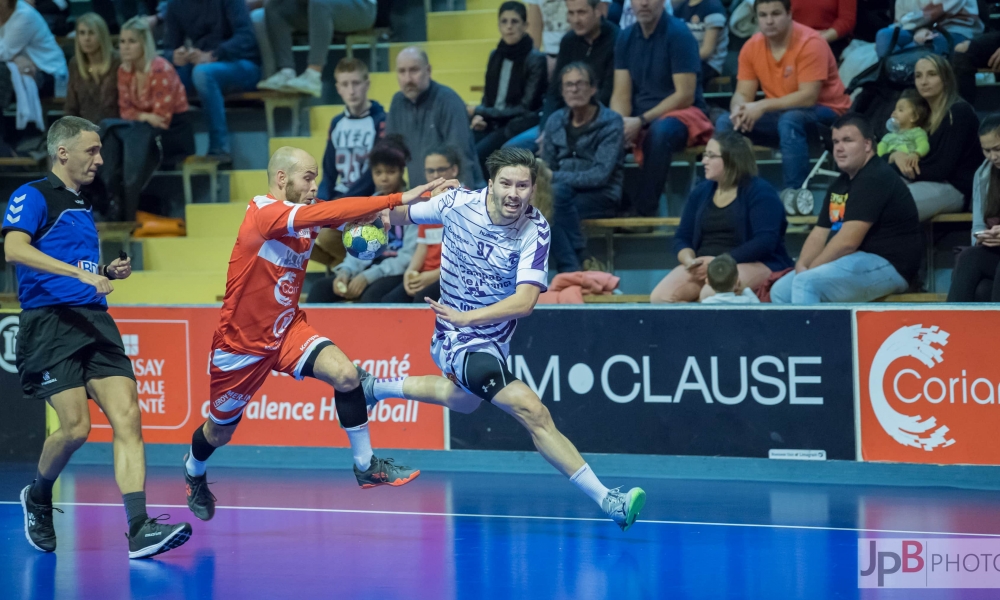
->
[123, 492, 148, 538]
[30, 471, 55, 505]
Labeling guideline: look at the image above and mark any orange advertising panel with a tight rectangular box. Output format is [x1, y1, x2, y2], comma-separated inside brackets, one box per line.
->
[87, 307, 445, 449]
[857, 309, 1000, 465]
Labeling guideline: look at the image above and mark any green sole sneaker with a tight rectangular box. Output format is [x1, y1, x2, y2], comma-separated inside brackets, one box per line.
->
[603, 486, 646, 531]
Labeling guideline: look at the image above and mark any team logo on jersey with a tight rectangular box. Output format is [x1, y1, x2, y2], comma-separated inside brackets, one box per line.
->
[77, 260, 99, 274]
[0, 315, 18, 374]
[273, 307, 296, 339]
[274, 272, 299, 307]
[258, 239, 310, 270]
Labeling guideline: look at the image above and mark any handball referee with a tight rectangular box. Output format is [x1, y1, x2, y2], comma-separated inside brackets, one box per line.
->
[3, 116, 191, 559]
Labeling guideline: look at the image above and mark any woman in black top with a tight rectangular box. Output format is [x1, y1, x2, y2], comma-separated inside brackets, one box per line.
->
[469, 1, 547, 174]
[887, 54, 981, 221]
[948, 115, 1000, 302]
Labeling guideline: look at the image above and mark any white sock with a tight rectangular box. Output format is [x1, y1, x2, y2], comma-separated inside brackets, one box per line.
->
[185, 449, 206, 477]
[345, 423, 374, 470]
[373, 376, 406, 401]
[570, 463, 609, 507]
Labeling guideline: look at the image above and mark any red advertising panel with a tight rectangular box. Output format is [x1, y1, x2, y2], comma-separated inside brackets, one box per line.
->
[857, 309, 1000, 465]
[87, 307, 445, 449]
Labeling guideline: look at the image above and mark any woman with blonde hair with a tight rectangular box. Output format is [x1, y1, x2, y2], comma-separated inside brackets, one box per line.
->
[886, 54, 981, 221]
[65, 12, 120, 123]
[94, 16, 192, 221]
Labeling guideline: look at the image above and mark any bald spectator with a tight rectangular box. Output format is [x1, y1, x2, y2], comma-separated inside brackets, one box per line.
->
[385, 47, 484, 187]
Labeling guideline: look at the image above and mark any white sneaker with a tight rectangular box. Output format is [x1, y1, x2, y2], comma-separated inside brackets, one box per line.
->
[601, 486, 646, 531]
[282, 70, 323, 97]
[257, 68, 296, 91]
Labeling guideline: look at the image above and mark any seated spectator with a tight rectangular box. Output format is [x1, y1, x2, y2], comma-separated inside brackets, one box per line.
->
[306, 136, 417, 303]
[771, 114, 923, 304]
[674, 0, 729, 82]
[165, 0, 261, 165]
[791, 0, 856, 58]
[65, 13, 121, 125]
[378, 145, 460, 304]
[875, 0, 982, 58]
[506, 0, 618, 153]
[650, 131, 793, 303]
[257, 0, 377, 97]
[318, 57, 386, 200]
[877, 89, 929, 158]
[886, 54, 980, 220]
[97, 16, 192, 221]
[619, 0, 671, 30]
[526, 0, 571, 70]
[716, 0, 851, 210]
[700, 253, 762, 304]
[610, 0, 712, 217]
[0, 0, 68, 156]
[952, 21, 1000, 103]
[947, 114, 1000, 302]
[470, 2, 547, 175]
[387, 47, 484, 187]
[543, 62, 624, 272]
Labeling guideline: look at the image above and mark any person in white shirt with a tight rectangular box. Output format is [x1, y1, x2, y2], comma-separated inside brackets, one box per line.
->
[700, 253, 762, 304]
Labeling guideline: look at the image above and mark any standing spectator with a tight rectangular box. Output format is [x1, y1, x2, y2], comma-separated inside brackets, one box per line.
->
[674, 0, 729, 82]
[0, 0, 68, 156]
[506, 0, 619, 153]
[470, 2, 547, 174]
[543, 62, 624, 272]
[318, 57, 385, 200]
[717, 0, 851, 206]
[650, 131, 793, 303]
[947, 114, 1000, 302]
[165, 0, 261, 165]
[771, 114, 923, 304]
[65, 13, 121, 125]
[886, 54, 980, 220]
[525, 0, 571, 71]
[791, 0, 857, 58]
[386, 47, 484, 187]
[876, 0, 982, 58]
[378, 145, 460, 304]
[256, 0, 377, 97]
[610, 0, 711, 216]
[98, 16, 191, 221]
[306, 137, 417, 304]
[700, 253, 763, 304]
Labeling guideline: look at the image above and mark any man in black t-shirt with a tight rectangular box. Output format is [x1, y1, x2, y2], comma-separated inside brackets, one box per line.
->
[771, 114, 923, 303]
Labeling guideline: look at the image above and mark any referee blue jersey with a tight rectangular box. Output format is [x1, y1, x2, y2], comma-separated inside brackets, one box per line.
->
[1, 173, 106, 310]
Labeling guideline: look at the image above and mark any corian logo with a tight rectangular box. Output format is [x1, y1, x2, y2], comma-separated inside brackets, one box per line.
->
[868, 325, 954, 451]
[274, 272, 299, 307]
[0, 315, 18, 374]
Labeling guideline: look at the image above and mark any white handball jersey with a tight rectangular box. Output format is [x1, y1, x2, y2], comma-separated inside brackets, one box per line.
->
[409, 187, 550, 359]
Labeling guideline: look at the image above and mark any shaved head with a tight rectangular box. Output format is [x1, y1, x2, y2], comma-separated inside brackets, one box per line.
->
[268, 147, 319, 204]
[268, 146, 313, 185]
[396, 46, 429, 68]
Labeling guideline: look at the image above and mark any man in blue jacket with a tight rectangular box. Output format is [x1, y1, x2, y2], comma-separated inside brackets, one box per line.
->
[542, 62, 624, 272]
[166, 0, 262, 165]
[318, 58, 386, 201]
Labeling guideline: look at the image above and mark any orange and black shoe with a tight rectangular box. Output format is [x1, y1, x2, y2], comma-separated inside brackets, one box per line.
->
[183, 455, 216, 521]
[354, 456, 420, 488]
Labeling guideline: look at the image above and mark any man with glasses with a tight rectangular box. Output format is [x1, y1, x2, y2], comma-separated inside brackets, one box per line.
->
[542, 62, 624, 272]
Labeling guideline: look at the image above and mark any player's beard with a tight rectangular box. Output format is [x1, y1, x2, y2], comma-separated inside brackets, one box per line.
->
[489, 191, 529, 223]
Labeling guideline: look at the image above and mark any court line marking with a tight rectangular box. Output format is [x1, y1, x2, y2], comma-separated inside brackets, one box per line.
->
[3, 501, 1000, 538]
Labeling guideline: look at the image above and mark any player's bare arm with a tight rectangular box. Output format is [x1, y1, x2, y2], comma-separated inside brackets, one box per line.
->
[426, 284, 540, 328]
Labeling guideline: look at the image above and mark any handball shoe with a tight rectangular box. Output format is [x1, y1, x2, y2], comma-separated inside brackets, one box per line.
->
[21, 484, 61, 552]
[183, 456, 217, 521]
[602, 486, 646, 532]
[354, 456, 420, 488]
[358, 367, 379, 409]
[128, 515, 192, 559]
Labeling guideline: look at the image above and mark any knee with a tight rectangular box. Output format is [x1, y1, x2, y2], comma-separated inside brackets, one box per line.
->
[715, 113, 734, 132]
[319, 355, 360, 391]
[204, 421, 235, 447]
[552, 183, 575, 209]
[515, 398, 554, 432]
[62, 417, 91, 449]
[649, 118, 687, 148]
[777, 111, 807, 135]
[190, 65, 217, 91]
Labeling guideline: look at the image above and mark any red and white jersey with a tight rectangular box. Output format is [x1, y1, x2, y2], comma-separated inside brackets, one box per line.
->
[215, 192, 404, 355]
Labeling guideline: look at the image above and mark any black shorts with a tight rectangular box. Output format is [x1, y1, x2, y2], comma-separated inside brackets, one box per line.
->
[461, 351, 519, 403]
[16, 305, 135, 400]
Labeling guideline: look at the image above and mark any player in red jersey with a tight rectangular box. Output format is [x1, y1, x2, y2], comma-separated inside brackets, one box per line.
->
[181, 147, 444, 521]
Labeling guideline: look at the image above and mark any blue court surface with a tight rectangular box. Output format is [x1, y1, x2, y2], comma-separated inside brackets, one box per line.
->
[3, 463, 1000, 600]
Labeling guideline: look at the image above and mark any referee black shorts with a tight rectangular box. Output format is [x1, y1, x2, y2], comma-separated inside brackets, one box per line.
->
[16, 305, 135, 400]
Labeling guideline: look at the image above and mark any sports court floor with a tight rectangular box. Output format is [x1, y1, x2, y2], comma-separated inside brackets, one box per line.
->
[2, 463, 1000, 599]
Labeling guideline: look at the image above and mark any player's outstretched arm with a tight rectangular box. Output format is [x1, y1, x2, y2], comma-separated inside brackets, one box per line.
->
[426, 284, 541, 328]
[389, 178, 462, 226]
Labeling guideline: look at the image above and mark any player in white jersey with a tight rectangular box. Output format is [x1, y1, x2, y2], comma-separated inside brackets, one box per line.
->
[363, 148, 646, 531]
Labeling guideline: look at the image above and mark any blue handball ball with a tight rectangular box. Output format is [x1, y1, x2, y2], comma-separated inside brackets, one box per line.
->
[342, 218, 388, 260]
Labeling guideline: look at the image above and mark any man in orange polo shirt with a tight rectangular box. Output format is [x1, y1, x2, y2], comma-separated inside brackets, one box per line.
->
[715, 0, 850, 213]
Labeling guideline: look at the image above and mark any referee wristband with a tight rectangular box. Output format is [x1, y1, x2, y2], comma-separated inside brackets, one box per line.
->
[103, 265, 115, 280]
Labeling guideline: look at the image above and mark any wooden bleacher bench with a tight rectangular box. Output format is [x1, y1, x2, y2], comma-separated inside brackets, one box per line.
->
[0, 156, 44, 169]
[344, 28, 392, 71]
[0, 292, 18, 308]
[224, 90, 302, 138]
